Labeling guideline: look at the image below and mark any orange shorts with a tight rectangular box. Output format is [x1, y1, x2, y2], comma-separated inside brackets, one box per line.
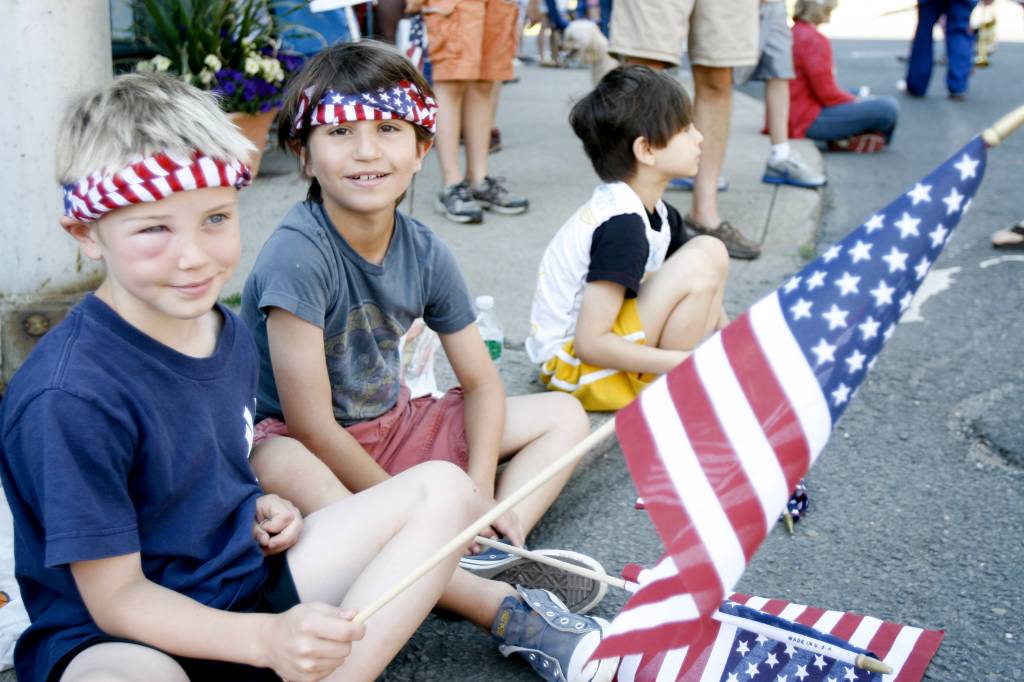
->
[423, 0, 519, 81]
[253, 386, 469, 475]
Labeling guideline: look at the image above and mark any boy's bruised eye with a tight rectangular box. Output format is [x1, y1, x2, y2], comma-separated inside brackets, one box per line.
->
[138, 225, 169, 235]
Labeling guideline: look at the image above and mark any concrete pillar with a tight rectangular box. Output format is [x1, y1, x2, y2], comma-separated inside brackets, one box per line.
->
[0, 0, 111, 388]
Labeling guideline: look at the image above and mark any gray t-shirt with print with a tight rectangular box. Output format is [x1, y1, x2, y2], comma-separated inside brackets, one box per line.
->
[242, 201, 476, 425]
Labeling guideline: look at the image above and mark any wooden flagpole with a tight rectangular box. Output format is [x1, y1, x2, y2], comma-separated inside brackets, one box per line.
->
[981, 104, 1024, 147]
[353, 418, 617, 625]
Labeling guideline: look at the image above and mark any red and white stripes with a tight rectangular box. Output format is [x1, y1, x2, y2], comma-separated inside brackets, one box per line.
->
[63, 151, 251, 223]
[598, 292, 832, 658]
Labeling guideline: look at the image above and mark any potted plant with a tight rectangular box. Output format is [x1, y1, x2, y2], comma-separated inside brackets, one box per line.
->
[131, 0, 306, 175]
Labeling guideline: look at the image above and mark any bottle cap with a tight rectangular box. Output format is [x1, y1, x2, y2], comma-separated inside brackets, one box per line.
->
[475, 295, 494, 310]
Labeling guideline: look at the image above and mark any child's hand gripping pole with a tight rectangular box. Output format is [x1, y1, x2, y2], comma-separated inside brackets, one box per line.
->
[353, 418, 617, 625]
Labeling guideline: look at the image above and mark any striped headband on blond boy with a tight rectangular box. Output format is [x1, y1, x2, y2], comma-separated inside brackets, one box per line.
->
[292, 80, 438, 136]
[63, 151, 252, 223]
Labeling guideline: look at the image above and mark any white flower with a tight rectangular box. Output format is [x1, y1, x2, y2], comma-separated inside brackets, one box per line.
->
[244, 56, 261, 76]
[135, 59, 153, 73]
[203, 54, 222, 72]
[152, 55, 172, 72]
[198, 68, 215, 86]
[260, 57, 284, 83]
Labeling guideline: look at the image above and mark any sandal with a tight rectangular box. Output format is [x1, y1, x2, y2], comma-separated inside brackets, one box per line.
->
[992, 222, 1024, 251]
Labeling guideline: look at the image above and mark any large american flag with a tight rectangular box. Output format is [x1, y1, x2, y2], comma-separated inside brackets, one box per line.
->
[594, 137, 986, 666]
[615, 563, 943, 682]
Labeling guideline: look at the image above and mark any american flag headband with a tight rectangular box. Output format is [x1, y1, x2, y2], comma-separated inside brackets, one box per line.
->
[292, 81, 439, 136]
[63, 151, 252, 223]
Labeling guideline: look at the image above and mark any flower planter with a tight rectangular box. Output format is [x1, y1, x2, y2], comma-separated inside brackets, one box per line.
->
[228, 108, 279, 178]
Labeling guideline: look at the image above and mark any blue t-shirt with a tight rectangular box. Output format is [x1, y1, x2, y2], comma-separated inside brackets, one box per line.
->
[0, 294, 268, 681]
[242, 202, 476, 425]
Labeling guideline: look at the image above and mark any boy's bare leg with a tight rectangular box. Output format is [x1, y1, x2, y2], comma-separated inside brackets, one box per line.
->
[765, 78, 790, 146]
[254, 439, 517, 630]
[60, 642, 188, 682]
[433, 81, 469, 186]
[287, 461, 479, 680]
[252, 436, 350, 516]
[636, 235, 730, 350]
[463, 80, 496, 186]
[495, 392, 591, 534]
[690, 65, 733, 229]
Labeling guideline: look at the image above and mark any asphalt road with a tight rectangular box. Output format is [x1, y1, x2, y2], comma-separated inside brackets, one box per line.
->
[383, 41, 1024, 681]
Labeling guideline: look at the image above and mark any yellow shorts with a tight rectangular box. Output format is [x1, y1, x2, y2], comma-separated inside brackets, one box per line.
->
[540, 299, 656, 412]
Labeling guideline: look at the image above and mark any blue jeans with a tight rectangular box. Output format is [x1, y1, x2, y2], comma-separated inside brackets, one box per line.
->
[906, 0, 978, 96]
[544, 0, 611, 36]
[805, 96, 900, 144]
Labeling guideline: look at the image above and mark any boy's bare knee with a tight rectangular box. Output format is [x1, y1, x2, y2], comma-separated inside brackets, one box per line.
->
[413, 461, 476, 502]
[549, 392, 590, 438]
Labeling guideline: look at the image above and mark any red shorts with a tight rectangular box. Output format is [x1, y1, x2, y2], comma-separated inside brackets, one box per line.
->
[253, 386, 469, 475]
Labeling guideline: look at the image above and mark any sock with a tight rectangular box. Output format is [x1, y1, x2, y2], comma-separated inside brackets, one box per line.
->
[769, 142, 791, 165]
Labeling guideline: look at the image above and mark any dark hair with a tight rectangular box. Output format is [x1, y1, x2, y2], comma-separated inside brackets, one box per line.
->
[277, 40, 435, 202]
[569, 65, 693, 183]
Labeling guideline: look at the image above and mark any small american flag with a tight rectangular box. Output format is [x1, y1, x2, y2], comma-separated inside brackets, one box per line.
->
[594, 137, 986, 666]
[403, 14, 430, 79]
[615, 564, 943, 682]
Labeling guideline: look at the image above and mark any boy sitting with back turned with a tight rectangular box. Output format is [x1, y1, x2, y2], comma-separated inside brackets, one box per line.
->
[0, 73, 486, 682]
[526, 66, 732, 411]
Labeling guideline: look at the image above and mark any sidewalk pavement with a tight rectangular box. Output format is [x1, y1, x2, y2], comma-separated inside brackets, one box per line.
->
[229, 61, 825, 405]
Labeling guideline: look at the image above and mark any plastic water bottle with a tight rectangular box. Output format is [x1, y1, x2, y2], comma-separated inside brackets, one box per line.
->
[475, 295, 503, 362]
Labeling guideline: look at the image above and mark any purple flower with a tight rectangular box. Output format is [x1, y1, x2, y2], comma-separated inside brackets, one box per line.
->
[243, 81, 258, 102]
[221, 80, 237, 96]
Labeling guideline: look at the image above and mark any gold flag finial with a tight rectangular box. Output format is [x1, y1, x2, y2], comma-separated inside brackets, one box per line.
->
[982, 105, 1024, 147]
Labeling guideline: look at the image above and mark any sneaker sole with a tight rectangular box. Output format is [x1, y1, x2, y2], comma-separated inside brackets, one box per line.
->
[434, 198, 483, 224]
[460, 549, 608, 614]
[477, 201, 529, 215]
[761, 175, 827, 189]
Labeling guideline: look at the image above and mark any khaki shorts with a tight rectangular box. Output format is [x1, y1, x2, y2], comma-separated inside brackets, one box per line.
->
[609, 0, 759, 68]
[424, 0, 519, 81]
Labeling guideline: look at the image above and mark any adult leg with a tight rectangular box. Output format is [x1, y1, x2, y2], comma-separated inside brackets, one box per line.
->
[765, 78, 790, 147]
[287, 461, 479, 680]
[60, 642, 188, 682]
[463, 80, 497, 186]
[689, 64, 733, 230]
[635, 235, 730, 351]
[495, 392, 591, 535]
[433, 80, 469, 186]
[945, 0, 978, 95]
[906, 0, 944, 95]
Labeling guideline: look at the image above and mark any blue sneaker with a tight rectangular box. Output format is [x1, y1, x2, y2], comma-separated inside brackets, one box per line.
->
[492, 587, 619, 682]
[761, 154, 826, 188]
[667, 175, 728, 192]
[460, 543, 608, 613]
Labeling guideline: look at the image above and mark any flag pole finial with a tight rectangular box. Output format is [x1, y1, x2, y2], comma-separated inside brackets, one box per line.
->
[981, 104, 1024, 147]
[855, 653, 894, 674]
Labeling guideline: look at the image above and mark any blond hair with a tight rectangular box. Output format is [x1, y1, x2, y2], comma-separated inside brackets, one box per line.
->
[793, 0, 838, 25]
[56, 73, 255, 185]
